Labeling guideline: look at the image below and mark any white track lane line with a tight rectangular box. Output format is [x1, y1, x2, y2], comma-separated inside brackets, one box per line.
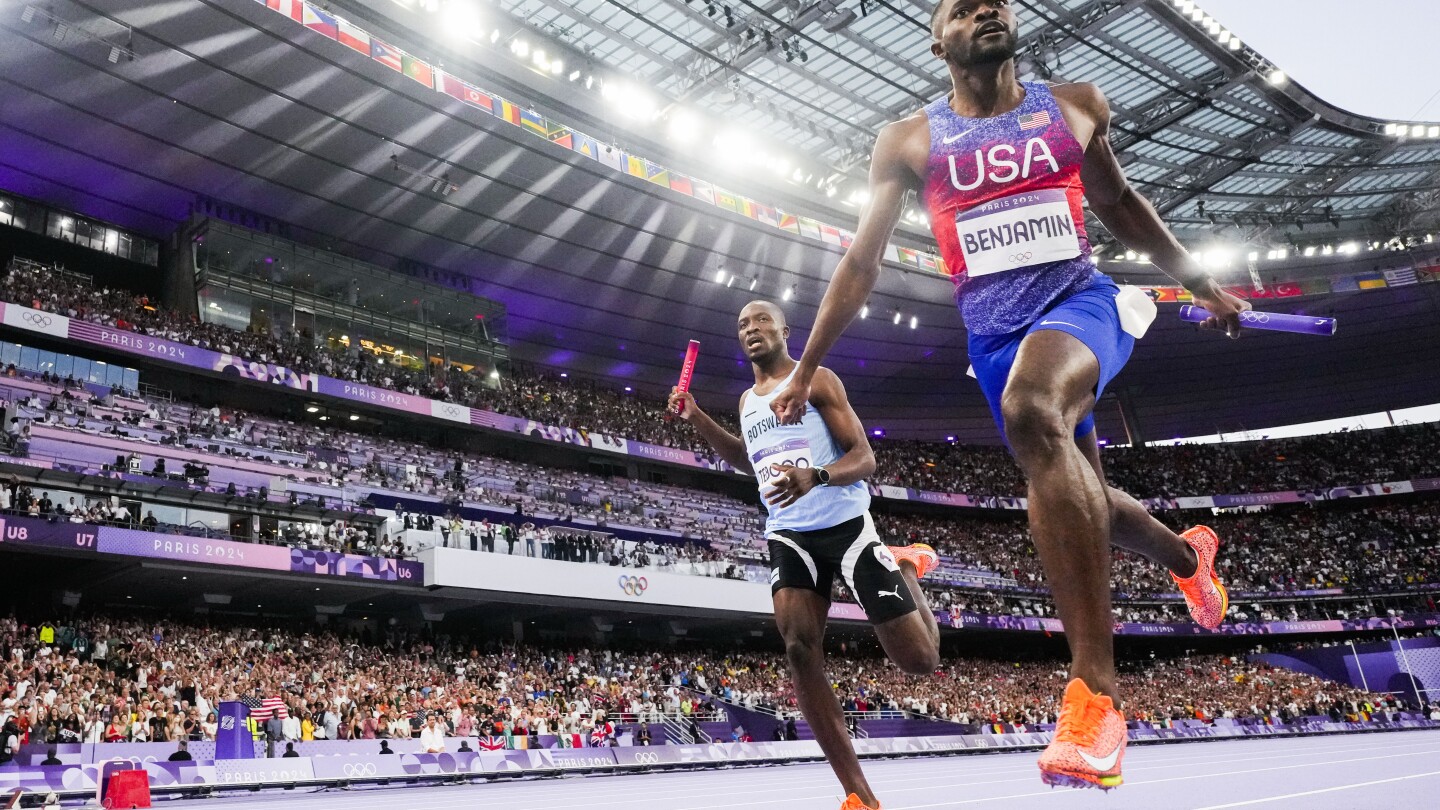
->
[887, 748, 1440, 809]
[1191, 770, 1440, 809]
[171, 734, 1440, 810]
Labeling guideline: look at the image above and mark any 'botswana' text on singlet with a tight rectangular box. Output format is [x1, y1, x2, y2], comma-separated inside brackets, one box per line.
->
[923, 82, 1109, 336]
[740, 367, 870, 534]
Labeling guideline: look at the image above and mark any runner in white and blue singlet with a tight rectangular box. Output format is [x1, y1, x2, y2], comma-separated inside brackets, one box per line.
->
[667, 300, 940, 810]
[770, 0, 1250, 797]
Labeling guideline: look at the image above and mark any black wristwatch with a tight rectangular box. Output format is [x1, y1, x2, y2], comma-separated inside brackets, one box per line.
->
[815, 466, 831, 486]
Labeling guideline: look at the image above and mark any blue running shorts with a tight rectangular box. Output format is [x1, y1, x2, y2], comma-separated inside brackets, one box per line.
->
[967, 275, 1134, 443]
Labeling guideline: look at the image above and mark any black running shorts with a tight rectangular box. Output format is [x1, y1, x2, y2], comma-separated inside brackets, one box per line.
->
[767, 512, 918, 625]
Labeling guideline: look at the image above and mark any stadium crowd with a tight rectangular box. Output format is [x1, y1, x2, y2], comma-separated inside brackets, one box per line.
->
[5, 364, 1439, 623]
[1, 612, 1427, 753]
[7, 260, 1440, 499]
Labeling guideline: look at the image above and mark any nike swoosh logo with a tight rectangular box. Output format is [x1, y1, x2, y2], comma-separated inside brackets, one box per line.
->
[942, 127, 978, 145]
[1078, 744, 1122, 772]
[1039, 320, 1083, 330]
[742, 411, 757, 417]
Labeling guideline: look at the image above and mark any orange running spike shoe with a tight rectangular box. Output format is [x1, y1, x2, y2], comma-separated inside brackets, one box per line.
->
[1038, 678, 1127, 790]
[888, 543, 938, 579]
[838, 794, 880, 810]
[1171, 525, 1229, 630]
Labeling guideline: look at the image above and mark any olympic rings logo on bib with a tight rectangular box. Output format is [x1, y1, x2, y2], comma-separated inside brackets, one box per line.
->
[1008, 252, 1034, 264]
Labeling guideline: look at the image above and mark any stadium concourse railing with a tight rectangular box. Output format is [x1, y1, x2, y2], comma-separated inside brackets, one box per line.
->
[2, 716, 1436, 800]
[3, 298, 1439, 514]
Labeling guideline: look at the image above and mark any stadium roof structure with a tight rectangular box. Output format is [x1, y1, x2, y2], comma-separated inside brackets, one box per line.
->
[499, 0, 1440, 249]
[1, 0, 1438, 443]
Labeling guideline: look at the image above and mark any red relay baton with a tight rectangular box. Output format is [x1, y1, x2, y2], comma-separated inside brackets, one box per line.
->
[673, 340, 700, 416]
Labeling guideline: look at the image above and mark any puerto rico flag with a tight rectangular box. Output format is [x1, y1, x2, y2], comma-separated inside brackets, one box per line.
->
[477, 736, 507, 751]
[337, 20, 370, 54]
[371, 38, 403, 71]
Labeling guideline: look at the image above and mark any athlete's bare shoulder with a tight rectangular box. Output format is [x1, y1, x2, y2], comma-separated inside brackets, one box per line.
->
[875, 111, 931, 184]
[1048, 82, 1109, 148]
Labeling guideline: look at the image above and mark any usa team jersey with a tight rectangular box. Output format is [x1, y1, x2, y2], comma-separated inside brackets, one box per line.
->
[922, 82, 1107, 336]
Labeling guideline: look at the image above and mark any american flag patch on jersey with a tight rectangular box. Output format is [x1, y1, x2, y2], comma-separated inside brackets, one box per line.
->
[1018, 111, 1051, 130]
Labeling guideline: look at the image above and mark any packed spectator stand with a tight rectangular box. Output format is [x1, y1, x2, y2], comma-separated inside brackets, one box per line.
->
[1, 612, 1428, 754]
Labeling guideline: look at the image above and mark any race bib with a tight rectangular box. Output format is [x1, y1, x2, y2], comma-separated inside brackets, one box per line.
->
[955, 188, 1081, 277]
[752, 439, 812, 487]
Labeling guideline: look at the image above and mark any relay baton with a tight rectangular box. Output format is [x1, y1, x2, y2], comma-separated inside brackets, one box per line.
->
[671, 340, 701, 417]
[1178, 305, 1336, 336]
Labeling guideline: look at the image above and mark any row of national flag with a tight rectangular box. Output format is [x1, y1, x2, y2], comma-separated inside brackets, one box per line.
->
[258, 0, 1440, 301]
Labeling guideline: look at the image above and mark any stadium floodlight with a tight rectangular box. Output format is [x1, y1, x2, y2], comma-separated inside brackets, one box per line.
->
[714, 268, 727, 283]
[1429, 126, 1440, 138]
[1276, 249, 1288, 259]
[511, 38, 529, 57]
[1124, 250, 1138, 261]
[909, 316, 918, 330]
[1228, 37, 1242, 50]
[749, 277, 758, 291]
[1247, 251, 1259, 261]
[782, 285, 795, 302]
[550, 60, 563, 75]
[1303, 246, 1316, 256]
[860, 304, 869, 319]
[1191, 9, 1204, 22]
[108, 45, 121, 63]
[1339, 242, 1358, 254]
[568, 70, 581, 82]
[1217, 31, 1230, 45]
[893, 310, 902, 325]
[1180, 1, 1194, 12]
[1384, 123, 1399, 136]
[668, 109, 700, 143]
[1268, 69, 1286, 85]
[21, 6, 35, 23]
[439, 1, 483, 43]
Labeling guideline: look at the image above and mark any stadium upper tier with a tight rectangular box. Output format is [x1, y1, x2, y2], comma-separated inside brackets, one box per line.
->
[0, 611, 1421, 744]
[4, 260, 1440, 503]
[2, 347, 1436, 628]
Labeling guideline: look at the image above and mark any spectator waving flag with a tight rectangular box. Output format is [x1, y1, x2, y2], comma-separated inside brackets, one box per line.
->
[248, 695, 290, 721]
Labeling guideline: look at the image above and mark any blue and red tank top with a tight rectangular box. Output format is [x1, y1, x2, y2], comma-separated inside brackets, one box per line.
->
[922, 82, 1107, 336]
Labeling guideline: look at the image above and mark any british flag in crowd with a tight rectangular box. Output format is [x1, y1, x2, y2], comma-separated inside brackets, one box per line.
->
[243, 695, 290, 721]
[477, 736, 508, 751]
[1018, 110, 1051, 131]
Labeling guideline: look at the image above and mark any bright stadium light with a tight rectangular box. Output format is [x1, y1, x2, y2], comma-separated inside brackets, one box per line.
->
[668, 110, 701, 143]
[550, 60, 564, 75]
[439, 1, 483, 42]
[511, 38, 529, 57]
[909, 315, 918, 330]
[860, 304, 869, 319]
[1276, 248, 1288, 259]
[714, 268, 727, 283]
[893, 310, 902, 325]
[782, 285, 795, 301]
[1268, 69, 1287, 85]
[1429, 126, 1440, 138]
[713, 129, 752, 164]
[1384, 123, 1399, 136]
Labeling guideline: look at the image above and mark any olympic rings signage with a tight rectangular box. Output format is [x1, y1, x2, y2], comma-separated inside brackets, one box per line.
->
[21, 311, 54, 327]
[342, 762, 378, 777]
[1239, 311, 1271, 323]
[1008, 252, 1033, 263]
[618, 575, 648, 597]
[632, 751, 661, 765]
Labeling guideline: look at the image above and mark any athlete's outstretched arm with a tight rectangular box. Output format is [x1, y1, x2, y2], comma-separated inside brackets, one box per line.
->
[772, 124, 916, 425]
[1070, 84, 1250, 338]
[667, 388, 754, 474]
[763, 368, 875, 508]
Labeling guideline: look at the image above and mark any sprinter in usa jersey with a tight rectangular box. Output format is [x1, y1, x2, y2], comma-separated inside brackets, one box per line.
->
[771, 0, 1247, 796]
[668, 300, 940, 810]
